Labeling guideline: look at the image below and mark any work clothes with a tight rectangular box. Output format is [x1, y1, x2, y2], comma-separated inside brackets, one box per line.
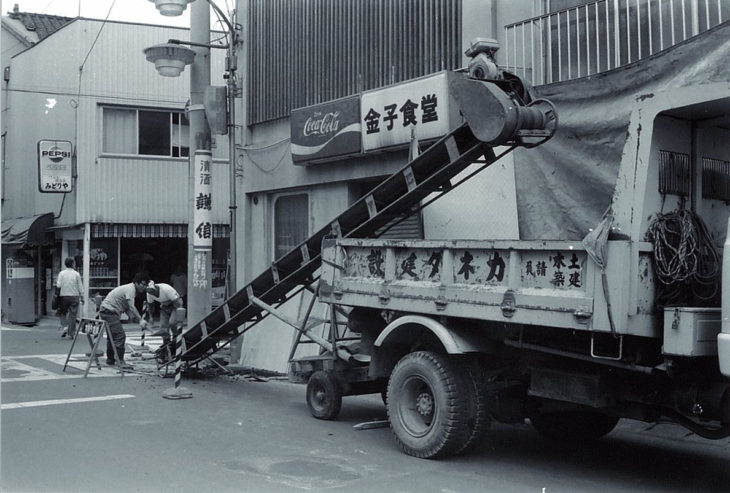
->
[99, 283, 139, 364]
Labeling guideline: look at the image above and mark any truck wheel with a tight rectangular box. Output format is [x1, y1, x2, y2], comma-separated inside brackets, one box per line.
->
[454, 361, 491, 454]
[306, 371, 342, 420]
[387, 351, 470, 458]
[529, 410, 619, 441]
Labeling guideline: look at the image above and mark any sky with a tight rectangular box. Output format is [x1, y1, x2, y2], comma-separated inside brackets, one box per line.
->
[1, 0, 200, 27]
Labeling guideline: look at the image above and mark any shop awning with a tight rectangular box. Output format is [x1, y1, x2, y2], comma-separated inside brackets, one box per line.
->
[91, 223, 230, 238]
[1, 212, 54, 246]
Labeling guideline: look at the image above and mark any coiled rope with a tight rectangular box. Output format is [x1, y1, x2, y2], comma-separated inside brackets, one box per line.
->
[645, 208, 720, 306]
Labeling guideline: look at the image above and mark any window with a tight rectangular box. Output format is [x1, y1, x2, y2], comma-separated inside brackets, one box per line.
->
[273, 194, 309, 261]
[139, 110, 172, 156]
[102, 106, 190, 157]
[171, 112, 189, 157]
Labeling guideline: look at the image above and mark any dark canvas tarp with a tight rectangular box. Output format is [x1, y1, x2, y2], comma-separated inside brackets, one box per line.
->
[1, 213, 54, 245]
[513, 22, 730, 240]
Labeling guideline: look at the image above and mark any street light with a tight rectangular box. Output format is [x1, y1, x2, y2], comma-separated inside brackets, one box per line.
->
[149, 0, 194, 16]
[143, 43, 195, 77]
[145, 0, 239, 316]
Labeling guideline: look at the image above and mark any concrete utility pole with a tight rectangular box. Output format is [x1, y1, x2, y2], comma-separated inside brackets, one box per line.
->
[187, 0, 213, 327]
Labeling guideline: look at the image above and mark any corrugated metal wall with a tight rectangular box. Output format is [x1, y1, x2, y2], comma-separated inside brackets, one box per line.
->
[248, 0, 463, 124]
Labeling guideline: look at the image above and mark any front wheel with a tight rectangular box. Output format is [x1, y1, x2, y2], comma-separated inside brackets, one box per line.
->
[306, 371, 342, 420]
[529, 410, 619, 441]
[387, 351, 471, 458]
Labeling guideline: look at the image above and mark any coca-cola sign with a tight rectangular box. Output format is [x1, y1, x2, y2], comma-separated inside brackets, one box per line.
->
[291, 96, 361, 165]
[303, 111, 341, 136]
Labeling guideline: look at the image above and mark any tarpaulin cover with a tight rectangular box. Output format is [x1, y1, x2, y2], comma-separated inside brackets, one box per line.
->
[512, 22, 730, 240]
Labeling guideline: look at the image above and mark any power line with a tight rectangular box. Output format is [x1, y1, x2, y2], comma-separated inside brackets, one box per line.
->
[39, 0, 56, 14]
[4, 87, 187, 106]
[79, 0, 116, 73]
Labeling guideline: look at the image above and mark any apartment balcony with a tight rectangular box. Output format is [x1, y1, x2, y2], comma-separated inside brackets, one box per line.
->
[504, 0, 729, 86]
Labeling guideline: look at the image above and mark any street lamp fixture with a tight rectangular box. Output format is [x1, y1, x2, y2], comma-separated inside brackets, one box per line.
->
[148, 0, 194, 16]
[143, 43, 195, 77]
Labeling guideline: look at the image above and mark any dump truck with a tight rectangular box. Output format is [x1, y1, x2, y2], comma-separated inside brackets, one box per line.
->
[178, 37, 730, 459]
[304, 46, 730, 457]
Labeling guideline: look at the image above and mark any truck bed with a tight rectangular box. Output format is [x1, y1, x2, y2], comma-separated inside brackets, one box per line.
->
[320, 238, 659, 337]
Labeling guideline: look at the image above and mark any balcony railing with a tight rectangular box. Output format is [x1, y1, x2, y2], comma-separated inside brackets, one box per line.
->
[504, 0, 728, 86]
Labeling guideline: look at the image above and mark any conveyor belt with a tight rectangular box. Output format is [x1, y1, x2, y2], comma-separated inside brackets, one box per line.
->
[179, 75, 556, 366]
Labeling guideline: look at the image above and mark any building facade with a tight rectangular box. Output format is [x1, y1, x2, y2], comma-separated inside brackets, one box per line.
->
[1, 16, 232, 322]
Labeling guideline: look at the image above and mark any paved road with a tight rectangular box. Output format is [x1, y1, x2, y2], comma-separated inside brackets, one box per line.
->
[2, 318, 729, 493]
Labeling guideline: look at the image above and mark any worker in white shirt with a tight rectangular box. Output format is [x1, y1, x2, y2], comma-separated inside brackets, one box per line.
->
[145, 281, 183, 358]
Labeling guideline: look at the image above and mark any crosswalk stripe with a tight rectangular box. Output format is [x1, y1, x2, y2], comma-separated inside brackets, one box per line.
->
[1, 394, 135, 410]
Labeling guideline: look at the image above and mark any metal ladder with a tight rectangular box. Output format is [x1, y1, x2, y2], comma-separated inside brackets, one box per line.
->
[178, 121, 503, 366]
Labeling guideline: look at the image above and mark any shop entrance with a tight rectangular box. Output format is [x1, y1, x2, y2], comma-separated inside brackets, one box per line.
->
[120, 238, 187, 284]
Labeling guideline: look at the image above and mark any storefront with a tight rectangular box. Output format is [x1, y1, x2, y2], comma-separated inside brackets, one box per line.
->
[55, 223, 229, 314]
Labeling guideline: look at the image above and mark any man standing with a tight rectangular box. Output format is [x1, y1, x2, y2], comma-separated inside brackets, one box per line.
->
[145, 281, 183, 358]
[98, 273, 149, 369]
[55, 257, 84, 338]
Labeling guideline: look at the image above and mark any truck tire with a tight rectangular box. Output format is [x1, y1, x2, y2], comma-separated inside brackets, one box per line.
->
[454, 361, 491, 454]
[387, 351, 471, 458]
[306, 371, 342, 420]
[529, 410, 619, 441]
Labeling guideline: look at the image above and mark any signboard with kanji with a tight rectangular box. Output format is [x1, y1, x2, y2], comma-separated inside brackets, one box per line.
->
[360, 72, 457, 152]
[291, 96, 361, 165]
[37, 140, 73, 193]
[193, 150, 213, 248]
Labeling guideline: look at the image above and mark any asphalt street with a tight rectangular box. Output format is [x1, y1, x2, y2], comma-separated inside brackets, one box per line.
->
[1, 317, 729, 493]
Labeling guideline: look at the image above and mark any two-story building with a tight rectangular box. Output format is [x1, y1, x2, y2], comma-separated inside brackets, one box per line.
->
[1, 14, 231, 322]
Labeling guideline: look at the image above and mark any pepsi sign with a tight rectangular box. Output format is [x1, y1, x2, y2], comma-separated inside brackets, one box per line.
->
[38, 140, 73, 193]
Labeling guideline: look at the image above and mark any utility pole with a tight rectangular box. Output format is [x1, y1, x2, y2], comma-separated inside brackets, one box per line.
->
[187, 0, 212, 327]
[226, 18, 237, 295]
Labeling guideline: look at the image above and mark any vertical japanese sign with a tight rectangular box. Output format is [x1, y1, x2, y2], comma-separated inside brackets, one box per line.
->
[193, 250, 209, 289]
[38, 140, 73, 193]
[361, 72, 454, 152]
[193, 150, 213, 249]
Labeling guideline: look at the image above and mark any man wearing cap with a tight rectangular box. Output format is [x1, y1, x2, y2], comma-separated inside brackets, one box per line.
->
[145, 281, 184, 358]
[98, 273, 150, 369]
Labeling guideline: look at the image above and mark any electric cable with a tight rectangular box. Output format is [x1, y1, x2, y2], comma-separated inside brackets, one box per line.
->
[645, 206, 720, 306]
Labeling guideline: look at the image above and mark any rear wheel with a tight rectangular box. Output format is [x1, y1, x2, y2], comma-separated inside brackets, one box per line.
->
[454, 360, 491, 454]
[306, 371, 342, 420]
[529, 410, 619, 441]
[387, 351, 471, 458]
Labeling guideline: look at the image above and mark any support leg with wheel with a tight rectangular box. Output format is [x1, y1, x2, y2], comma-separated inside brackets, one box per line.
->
[306, 370, 342, 420]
